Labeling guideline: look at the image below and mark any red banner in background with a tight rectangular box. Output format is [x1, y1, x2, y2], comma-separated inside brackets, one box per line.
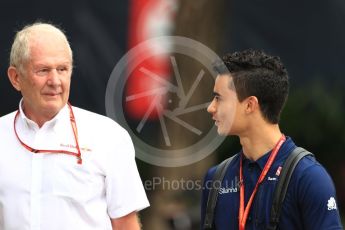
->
[126, 0, 177, 120]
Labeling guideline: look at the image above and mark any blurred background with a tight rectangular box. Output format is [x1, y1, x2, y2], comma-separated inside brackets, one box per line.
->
[1, 0, 344, 229]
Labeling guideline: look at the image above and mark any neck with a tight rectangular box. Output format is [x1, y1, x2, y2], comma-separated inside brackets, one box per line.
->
[29, 115, 54, 128]
[239, 123, 283, 161]
[22, 104, 57, 128]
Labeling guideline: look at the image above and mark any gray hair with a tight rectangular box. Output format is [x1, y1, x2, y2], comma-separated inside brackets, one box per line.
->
[9, 22, 73, 73]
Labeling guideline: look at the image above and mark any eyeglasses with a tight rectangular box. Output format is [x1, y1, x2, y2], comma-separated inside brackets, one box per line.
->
[13, 103, 82, 164]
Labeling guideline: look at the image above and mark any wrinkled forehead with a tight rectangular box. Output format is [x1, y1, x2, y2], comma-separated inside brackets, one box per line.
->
[27, 28, 72, 60]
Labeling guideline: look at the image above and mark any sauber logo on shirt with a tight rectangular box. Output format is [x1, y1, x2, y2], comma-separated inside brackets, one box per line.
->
[275, 166, 282, 176]
[267, 177, 277, 181]
[327, 197, 337, 210]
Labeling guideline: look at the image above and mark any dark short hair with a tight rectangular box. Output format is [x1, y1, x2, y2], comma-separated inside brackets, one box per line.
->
[213, 49, 289, 124]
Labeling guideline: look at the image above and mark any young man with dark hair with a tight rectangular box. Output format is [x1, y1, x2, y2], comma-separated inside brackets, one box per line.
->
[201, 49, 343, 229]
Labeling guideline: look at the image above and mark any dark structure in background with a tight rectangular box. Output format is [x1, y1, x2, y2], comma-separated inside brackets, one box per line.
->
[1, 0, 344, 228]
[225, 0, 345, 86]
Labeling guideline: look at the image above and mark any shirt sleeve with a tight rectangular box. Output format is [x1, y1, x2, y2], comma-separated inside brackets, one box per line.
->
[296, 162, 343, 230]
[105, 128, 150, 219]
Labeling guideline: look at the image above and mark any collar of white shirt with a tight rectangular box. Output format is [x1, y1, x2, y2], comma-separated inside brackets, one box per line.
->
[18, 98, 70, 133]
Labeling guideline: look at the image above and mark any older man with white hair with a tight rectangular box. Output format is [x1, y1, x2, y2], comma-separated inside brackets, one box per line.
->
[0, 22, 149, 230]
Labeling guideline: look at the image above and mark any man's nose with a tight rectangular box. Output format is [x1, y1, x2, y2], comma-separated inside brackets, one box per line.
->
[47, 70, 61, 86]
[207, 100, 215, 113]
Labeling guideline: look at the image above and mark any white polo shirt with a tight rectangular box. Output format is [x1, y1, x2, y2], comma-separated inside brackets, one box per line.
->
[0, 102, 149, 230]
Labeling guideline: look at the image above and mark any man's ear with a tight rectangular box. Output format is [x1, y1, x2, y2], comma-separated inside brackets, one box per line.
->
[244, 96, 259, 113]
[7, 66, 22, 91]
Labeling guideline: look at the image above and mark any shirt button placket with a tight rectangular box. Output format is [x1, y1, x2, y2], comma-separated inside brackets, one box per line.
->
[30, 131, 43, 230]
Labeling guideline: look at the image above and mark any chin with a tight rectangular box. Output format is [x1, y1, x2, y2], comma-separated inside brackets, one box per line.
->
[216, 125, 234, 136]
[217, 129, 229, 136]
[43, 101, 65, 112]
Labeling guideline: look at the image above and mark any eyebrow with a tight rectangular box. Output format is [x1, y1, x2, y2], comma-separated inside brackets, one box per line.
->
[212, 92, 221, 97]
[33, 62, 72, 67]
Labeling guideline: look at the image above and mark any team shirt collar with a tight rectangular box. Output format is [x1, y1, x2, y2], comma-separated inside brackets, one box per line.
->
[242, 137, 296, 170]
[18, 98, 69, 131]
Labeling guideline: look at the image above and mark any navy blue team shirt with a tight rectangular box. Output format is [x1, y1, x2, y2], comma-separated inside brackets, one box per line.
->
[201, 137, 343, 229]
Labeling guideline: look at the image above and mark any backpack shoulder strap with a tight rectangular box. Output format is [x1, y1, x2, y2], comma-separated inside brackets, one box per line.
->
[267, 147, 314, 230]
[203, 155, 236, 230]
